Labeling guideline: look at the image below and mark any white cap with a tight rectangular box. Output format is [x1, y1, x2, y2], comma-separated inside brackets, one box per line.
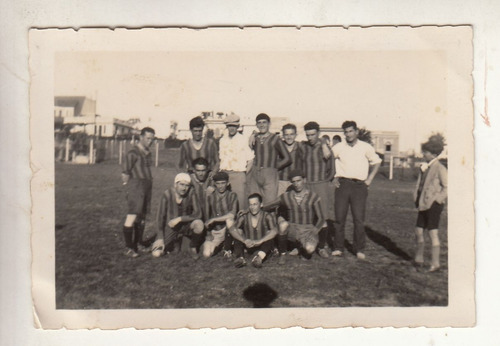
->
[174, 173, 191, 184]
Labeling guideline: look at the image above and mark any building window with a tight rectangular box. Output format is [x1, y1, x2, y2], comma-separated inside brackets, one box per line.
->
[385, 144, 392, 152]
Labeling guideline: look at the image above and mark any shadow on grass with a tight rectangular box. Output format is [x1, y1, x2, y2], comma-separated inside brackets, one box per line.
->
[365, 226, 412, 261]
[243, 283, 278, 308]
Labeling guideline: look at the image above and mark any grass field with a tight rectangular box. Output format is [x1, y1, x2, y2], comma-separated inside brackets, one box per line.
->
[55, 149, 448, 309]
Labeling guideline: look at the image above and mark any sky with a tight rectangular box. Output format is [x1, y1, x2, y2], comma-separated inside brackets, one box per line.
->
[55, 49, 448, 152]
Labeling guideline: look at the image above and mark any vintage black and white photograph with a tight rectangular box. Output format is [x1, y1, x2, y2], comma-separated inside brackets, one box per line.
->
[30, 26, 474, 328]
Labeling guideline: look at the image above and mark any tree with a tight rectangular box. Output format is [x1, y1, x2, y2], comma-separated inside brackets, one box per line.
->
[357, 127, 373, 145]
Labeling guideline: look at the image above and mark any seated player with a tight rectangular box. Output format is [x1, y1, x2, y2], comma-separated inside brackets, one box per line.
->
[152, 173, 204, 259]
[200, 171, 239, 259]
[230, 193, 278, 268]
[267, 169, 326, 265]
[189, 157, 214, 222]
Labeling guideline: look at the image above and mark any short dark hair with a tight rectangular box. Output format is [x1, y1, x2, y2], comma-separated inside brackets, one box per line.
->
[342, 121, 357, 130]
[141, 127, 155, 136]
[282, 123, 297, 133]
[189, 116, 205, 129]
[256, 113, 271, 123]
[248, 193, 263, 203]
[332, 135, 342, 142]
[213, 171, 229, 182]
[288, 169, 305, 180]
[421, 139, 444, 156]
[192, 157, 209, 168]
[304, 121, 320, 131]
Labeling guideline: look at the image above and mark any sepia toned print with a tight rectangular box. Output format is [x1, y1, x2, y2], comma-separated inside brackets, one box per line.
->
[30, 26, 474, 329]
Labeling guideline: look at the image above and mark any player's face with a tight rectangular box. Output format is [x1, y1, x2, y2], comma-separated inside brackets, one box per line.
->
[291, 176, 305, 193]
[248, 197, 262, 215]
[215, 180, 228, 194]
[256, 119, 270, 134]
[344, 126, 358, 143]
[305, 129, 320, 146]
[227, 125, 238, 137]
[282, 128, 296, 145]
[422, 150, 436, 163]
[175, 181, 191, 197]
[140, 131, 155, 148]
[191, 127, 204, 141]
[193, 164, 208, 182]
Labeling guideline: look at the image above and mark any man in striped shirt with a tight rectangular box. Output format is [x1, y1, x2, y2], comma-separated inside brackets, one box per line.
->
[189, 157, 214, 221]
[300, 121, 335, 258]
[247, 113, 292, 204]
[121, 127, 156, 258]
[152, 173, 204, 259]
[200, 171, 239, 259]
[230, 193, 278, 268]
[266, 169, 326, 264]
[179, 116, 220, 174]
[278, 123, 303, 196]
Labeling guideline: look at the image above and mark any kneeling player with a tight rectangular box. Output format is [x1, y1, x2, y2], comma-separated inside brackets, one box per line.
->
[200, 171, 239, 259]
[152, 173, 204, 259]
[273, 169, 327, 264]
[230, 193, 278, 268]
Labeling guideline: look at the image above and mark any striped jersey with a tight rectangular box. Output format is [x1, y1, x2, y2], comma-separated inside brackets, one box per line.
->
[300, 141, 335, 182]
[236, 211, 276, 241]
[189, 174, 213, 220]
[252, 133, 291, 169]
[156, 187, 202, 232]
[206, 190, 239, 229]
[279, 142, 303, 181]
[123, 145, 152, 180]
[179, 137, 220, 172]
[278, 190, 324, 229]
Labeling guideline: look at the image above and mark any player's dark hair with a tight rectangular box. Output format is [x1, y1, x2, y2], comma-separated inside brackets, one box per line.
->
[248, 193, 263, 203]
[141, 127, 155, 136]
[333, 135, 342, 142]
[189, 116, 205, 129]
[256, 113, 271, 123]
[304, 121, 320, 131]
[281, 123, 297, 133]
[342, 121, 358, 130]
[192, 157, 209, 167]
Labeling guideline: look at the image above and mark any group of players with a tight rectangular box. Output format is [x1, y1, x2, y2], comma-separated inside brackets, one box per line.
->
[121, 112, 447, 272]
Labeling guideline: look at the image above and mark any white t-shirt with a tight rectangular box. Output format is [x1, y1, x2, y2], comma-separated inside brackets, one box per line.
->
[333, 140, 382, 181]
[218, 131, 253, 172]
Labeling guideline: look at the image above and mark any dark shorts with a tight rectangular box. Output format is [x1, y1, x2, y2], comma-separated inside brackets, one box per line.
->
[416, 202, 444, 230]
[126, 179, 152, 216]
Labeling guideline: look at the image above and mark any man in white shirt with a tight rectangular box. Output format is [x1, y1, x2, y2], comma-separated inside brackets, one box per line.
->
[332, 121, 381, 260]
[218, 113, 253, 209]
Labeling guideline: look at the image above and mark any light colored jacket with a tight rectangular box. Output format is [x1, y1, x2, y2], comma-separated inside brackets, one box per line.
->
[414, 160, 448, 211]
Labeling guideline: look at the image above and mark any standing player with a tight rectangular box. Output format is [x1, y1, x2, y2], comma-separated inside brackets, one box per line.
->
[300, 122, 335, 258]
[266, 169, 326, 264]
[152, 173, 204, 259]
[200, 171, 239, 259]
[218, 113, 253, 209]
[179, 116, 220, 174]
[230, 193, 278, 268]
[121, 127, 156, 258]
[189, 157, 214, 222]
[278, 123, 303, 196]
[247, 113, 291, 204]
[413, 136, 447, 272]
[332, 121, 381, 260]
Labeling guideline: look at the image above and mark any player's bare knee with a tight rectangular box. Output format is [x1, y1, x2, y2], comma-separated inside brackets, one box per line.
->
[202, 246, 213, 258]
[191, 219, 204, 234]
[278, 221, 289, 235]
[305, 243, 316, 254]
[124, 214, 137, 227]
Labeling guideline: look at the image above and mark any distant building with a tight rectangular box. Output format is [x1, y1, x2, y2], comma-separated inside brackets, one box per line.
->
[372, 130, 399, 162]
[54, 96, 136, 137]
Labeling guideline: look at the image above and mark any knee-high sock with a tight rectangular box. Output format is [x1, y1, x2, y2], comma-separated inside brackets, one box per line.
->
[278, 234, 288, 254]
[318, 227, 328, 249]
[123, 226, 135, 250]
[415, 241, 425, 263]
